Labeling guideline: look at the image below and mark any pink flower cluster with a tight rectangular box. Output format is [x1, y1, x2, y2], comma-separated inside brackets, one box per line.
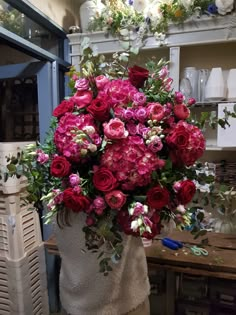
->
[54, 113, 102, 162]
[166, 120, 205, 166]
[48, 62, 206, 244]
[101, 136, 165, 190]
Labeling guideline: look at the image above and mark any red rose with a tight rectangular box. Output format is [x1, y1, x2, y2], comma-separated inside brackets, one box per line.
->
[128, 65, 149, 88]
[87, 98, 110, 121]
[63, 188, 91, 212]
[50, 156, 71, 178]
[53, 99, 74, 118]
[177, 180, 196, 205]
[167, 127, 190, 150]
[93, 167, 117, 192]
[146, 186, 170, 209]
[174, 104, 190, 120]
[105, 190, 126, 209]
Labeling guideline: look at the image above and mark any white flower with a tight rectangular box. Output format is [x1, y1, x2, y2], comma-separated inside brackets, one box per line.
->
[83, 126, 95, 135]
[215, 0, 234, 15]
[133, 0, 150, 12]
[131, 219, 139, 231]
[178, 0, 194, 10]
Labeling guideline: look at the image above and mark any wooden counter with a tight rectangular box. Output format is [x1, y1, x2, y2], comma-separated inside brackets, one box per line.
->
[44, 230, 236, 280]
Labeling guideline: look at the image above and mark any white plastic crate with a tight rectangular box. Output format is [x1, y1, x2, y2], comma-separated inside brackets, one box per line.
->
[0, 141, 33, 194]
[0, 243, 49, 315]
[0, 190, 29, 215]
[0, 207, 42, 260]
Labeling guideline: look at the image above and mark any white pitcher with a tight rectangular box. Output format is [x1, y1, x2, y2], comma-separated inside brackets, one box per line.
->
[205, 67, 226, 101]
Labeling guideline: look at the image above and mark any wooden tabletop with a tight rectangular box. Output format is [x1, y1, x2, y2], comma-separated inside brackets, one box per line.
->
[44, 230, 236, 279]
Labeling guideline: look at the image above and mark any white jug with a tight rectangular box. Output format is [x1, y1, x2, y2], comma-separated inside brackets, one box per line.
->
[205, 67, 226, 102]
[227, 69, 236, 101]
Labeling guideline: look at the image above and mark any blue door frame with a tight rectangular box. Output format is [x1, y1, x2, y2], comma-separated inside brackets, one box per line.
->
[0, 60, 61, 312]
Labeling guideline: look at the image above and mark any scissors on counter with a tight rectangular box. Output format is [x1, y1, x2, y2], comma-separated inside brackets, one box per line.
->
[160, 237, 209, 256]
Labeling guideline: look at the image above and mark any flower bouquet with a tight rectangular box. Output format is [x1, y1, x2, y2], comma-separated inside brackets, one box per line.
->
[7, 42, 213, 274]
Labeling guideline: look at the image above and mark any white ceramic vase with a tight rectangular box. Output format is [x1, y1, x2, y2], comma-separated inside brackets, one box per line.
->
[227, 68, 236, 101]
[205, 67, 226, 102]
[79, 0, 104, 33]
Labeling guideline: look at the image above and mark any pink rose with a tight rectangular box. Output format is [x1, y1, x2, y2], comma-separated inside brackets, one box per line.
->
[174, 92, 184, 104]
[36, 150, 49, 164]
[133, 92, 146, 106]
[72, 74, 79, 81]
[105, 190, 127, 209]
[135, 107, 148, 122]
[75, 78, 89, 91]
[174, 104, 190, 120]
[72, 91, 93, 109]
[95, 75, 109, 89]
[103, 118, 128, 140]
[93, 196, 106, 210]
[123, 109, 134, 120]
[132, 202, 146, 216]
[188, 98, 196, 106]
[69, 174, 81, 187]
[147, 103, 165, 121]
[158, 66, 169, 79]
[86, 216, 95, 226]
[126, 122, 137, 135]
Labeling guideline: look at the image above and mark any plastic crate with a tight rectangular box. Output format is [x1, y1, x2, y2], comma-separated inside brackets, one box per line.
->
[0, 243, 49, 315]
[0, 207, 42, 260]
[0, 190, 29, 215]
[0, 141, 33, 195]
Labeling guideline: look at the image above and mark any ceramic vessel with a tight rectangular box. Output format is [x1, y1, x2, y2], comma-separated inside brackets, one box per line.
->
[227, 68, 236, 101]
[205, 67, 226, 101]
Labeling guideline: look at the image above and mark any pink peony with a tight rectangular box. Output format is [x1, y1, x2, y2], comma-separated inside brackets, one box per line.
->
[147, 102, 165, 121]
[72, 91, 93, 109]
[105, 190, 127, 209]
[95, 75, 110, 89]
[174, 104, 190, 120]
[103, 118, 128, 140]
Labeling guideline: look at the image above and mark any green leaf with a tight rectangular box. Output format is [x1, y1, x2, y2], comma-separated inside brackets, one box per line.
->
[130, 47, 139, 55]
[7, 164, 16, 172]
[119, 40, 130, 50]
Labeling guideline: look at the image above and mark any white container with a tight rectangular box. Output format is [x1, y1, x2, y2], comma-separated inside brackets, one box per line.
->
[217, 103, 236, 147]
[0, 207, 42, 260]
[227, 68, 236, 101]
[0, 192, 28, 215]
[79, 0, 105, 33]
[0, 243, 49, 315]
[205, 67, 226, 101]
[142, 238, 153, 247]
